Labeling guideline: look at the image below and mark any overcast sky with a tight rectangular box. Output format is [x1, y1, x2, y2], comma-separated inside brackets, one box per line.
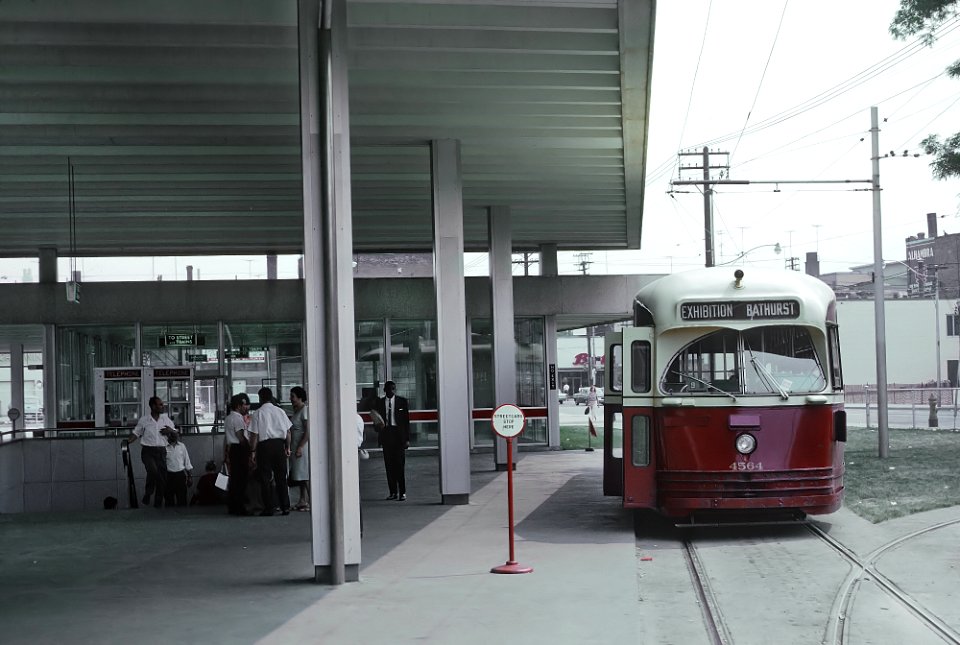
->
[590, 0, 960, 276]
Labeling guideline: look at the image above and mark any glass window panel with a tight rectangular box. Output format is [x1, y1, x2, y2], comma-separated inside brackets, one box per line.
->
[516, 318, 545, 408]
[56, 324, 136, 422]
[742, 326, 825, 395]
[661, 326, 825, 396]
[471, 317, 546, 446]
[631, 341, 650, 393]
[356, 320, 385, 405]
[611, 410, 623, 459]
[828, 325, 844, 390]
[389, 319, 437, 411]
[221, 322, 303, 410]
[609, 344, 623, 393]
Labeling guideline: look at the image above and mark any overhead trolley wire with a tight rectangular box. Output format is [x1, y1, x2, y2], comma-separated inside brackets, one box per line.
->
[730, 0, 790, 163]
[675, 0, 714, 169]
[690, 16, 960, 150]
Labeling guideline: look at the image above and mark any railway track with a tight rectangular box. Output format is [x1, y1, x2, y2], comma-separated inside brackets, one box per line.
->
[682, 538, 732, 645]
[809, 519, 960, 645]
[675, 518, 960, 645]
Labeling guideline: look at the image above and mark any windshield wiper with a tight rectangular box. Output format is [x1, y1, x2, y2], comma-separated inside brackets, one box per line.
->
[668, 370, 738, 401]
[749, 356, 789, 400]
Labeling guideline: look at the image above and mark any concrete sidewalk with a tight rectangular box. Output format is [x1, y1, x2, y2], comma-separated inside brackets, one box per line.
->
[0, 450, 636, 644]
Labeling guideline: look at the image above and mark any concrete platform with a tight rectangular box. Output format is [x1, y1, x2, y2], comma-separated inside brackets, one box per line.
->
[0, 450, 635, 644]
[3, 449, 957, 644]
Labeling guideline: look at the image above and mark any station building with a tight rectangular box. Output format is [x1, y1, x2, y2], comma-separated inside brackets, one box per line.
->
[0, 0, 657, 583]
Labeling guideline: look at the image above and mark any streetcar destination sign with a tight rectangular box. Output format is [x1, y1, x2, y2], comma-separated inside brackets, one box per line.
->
[680, 300, 799, 321]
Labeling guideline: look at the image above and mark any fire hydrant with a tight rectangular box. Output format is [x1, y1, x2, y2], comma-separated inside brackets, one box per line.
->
[929, 393, 939, 428]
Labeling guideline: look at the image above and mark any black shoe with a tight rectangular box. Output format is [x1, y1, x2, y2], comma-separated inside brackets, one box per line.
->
[142, 495, 150, 505]
[398, 494, 406, 501]
[386, 493, 398, 500]
[281, 509, 290, 516]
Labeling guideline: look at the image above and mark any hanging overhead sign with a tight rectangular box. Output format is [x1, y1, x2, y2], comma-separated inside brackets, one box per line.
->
[160, 334, 204, 347]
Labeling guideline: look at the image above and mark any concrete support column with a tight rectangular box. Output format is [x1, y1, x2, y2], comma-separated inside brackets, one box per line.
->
[267, 254, 278, 280]
[539, 243, 558, 278]
[545, 315, 560, 449]
[299, 0, 360, 584]
[431, 139, 471, 504]
[489, 206, 516, 470]
[540, 243, 561, 446]
[39, 247, 57, 284]
[10, 344, 24, 434]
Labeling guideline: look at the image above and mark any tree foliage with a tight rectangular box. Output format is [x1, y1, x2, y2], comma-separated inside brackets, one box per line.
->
[891, 1, 960, 179]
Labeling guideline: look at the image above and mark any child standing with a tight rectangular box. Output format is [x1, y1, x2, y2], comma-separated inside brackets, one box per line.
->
[164, 431, 193, 507]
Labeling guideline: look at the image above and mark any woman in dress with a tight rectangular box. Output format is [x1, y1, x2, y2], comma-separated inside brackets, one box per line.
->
[288, 386, 310, 511]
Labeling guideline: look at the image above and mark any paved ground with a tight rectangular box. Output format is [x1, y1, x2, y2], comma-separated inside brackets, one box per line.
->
[1, 448, 958, 644]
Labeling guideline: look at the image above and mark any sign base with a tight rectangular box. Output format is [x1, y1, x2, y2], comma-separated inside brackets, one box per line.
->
[491, 561, 533, 575]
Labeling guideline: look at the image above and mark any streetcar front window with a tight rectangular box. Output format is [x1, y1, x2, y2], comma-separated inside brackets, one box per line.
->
[661, 326, 826, 396]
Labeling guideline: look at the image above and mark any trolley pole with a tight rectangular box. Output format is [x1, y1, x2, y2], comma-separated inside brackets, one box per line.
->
[871, 106, 890, 458]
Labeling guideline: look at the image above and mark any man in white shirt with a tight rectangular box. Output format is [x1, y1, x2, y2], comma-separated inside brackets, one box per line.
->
[223, 393, 252, 516]
[127, 396, 176, 508]
[247, 387, 293, 516]
[164, 431, 193, 507]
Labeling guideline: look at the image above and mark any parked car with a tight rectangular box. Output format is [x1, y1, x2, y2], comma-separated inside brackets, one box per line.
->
[573, 387, 604, 405]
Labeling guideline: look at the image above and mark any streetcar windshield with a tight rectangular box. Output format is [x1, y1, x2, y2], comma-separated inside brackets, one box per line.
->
[661, 326, 826, 396]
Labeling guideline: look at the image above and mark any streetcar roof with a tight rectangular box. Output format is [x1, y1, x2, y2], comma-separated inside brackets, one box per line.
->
[633, 266, 836, 328]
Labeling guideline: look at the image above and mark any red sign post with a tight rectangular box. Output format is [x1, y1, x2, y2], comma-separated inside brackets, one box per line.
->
[490, 403, 533, 575]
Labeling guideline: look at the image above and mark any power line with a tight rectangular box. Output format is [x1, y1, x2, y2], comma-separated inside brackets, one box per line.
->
[731, 0, 790, 163]
[675, 0, 714, 164]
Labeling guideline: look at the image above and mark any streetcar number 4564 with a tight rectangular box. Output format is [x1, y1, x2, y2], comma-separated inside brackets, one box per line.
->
[729, 461, 763, 471]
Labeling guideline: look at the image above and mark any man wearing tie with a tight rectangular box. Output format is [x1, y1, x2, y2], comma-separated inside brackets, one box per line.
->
[376, 380, 410, 501]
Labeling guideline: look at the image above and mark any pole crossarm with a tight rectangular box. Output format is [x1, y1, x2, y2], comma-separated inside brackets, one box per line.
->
[671, 178, 872, 186]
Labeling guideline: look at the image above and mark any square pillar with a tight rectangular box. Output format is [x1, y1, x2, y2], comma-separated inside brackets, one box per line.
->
[10, 344, 24, 433]
[489, 206, 517, 470]
[539, 243, 558, 277]
[431, 139, 471, 504]
[43, 326, 57, 432]
[39, 247, 58, 284]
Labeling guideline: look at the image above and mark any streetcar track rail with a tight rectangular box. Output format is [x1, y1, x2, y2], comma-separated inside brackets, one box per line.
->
[682, 538, 733, 645]
[808, 519, 960, 645]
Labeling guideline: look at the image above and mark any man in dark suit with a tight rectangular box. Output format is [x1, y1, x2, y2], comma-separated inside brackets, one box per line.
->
[376, 380, 410, 501]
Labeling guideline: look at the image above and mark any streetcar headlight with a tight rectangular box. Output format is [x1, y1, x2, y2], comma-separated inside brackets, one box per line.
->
[735, 433, 756, 455]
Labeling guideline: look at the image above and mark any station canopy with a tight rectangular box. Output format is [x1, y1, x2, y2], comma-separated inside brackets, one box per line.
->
[0, 0, 654, 258]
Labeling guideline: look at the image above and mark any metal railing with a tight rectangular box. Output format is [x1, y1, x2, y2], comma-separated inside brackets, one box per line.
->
[846, 386, 960, 430]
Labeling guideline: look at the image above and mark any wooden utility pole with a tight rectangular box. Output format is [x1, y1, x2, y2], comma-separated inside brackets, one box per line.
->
[677, 148, 730, 267]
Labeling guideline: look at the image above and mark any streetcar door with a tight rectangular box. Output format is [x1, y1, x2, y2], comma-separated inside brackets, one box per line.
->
[603, 333, 623, 496]
[622, 327, 657, 509]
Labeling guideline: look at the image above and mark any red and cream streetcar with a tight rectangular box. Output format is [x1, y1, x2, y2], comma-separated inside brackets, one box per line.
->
[602, 267, 846, 518]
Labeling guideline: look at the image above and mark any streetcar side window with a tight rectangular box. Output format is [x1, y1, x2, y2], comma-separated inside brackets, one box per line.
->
[631, 414, 650, 466]
[631, 341, 651, 393]
[827, 324, 843, 390]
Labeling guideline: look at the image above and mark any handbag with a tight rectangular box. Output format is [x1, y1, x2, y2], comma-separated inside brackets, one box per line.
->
[583, 406, 590, 416]
[214, 465, 229, 491]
